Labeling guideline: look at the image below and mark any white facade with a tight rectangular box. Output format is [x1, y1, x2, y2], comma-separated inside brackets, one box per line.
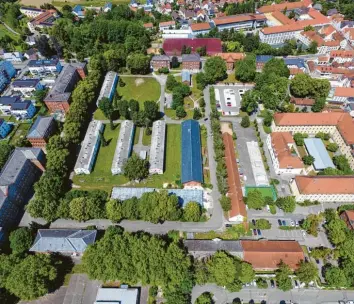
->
[2, 52, 23, 62]
[162, 29, 192, 39]
[20, 7, 44, 18]
[74, 120, 104, 175]
[149, 120, 166, 174]
[260, 30, 299, 45]
[111, 120, 135, 175]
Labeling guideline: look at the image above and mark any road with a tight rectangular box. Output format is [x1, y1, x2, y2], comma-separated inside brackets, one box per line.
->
[192, 284, 354, 304]
[0, 21, 20, 36]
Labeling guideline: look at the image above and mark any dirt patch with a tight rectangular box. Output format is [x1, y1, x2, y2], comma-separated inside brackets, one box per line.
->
[135, 78, 145, 86]
[221, 122, 232, 135]
[21, 0, 52, 7]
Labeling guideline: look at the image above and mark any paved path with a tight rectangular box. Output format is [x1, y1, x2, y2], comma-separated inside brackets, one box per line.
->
[0, 21, 20, 35]
[192, 284, 354, 304]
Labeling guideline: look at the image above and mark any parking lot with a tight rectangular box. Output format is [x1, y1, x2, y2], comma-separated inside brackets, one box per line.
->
[214, 84, 253, 116]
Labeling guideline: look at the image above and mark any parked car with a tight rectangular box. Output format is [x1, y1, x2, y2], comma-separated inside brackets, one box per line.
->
[227, 97, 231, 100]
[225, 224, 232, 228]
[282, 220, 286, 226]
[302, 231, 307, 237]
[266, 205, 270, 212]
[295, 220, 299, 227]
[257, 229, 261, 235]
[253, 229, 257, 236]
[294, 280, 299, 288]
[270, 280, 275, 288]
[278, 219, 282, 226]
[290, 220, 295, 227]
[227, 102, 232, 106]
[204, 118, 208, 121]
[252, 219, 256, 225]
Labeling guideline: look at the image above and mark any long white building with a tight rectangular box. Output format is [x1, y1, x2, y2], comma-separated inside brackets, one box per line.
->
[149, 121, 166, 174]
[111, 120, 135, 175]
[74, 120, 104, 175]
[96, 71, 118, 106]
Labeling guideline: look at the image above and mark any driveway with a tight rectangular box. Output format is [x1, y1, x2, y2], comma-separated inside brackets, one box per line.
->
[63, 274, 101, 304]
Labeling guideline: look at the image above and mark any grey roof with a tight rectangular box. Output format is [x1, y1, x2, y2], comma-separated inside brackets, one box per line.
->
[111, 187, 203, 207]
[27, 116, 54, 139]
[12, 79, 40, 88]
[28, 59, 59, 67]
[95, 287, 138, 304]
[182, 53, 201, 62]
[74, 120, 104, 174]
[45, 64, 77, 102]
[182, 70, 191, 82]
[152, 55, 170, 61]
[304, 138, 335, 170]
[96, 71, 118, 106]
[149, 120, 166, 174]
[30, 229, 97, 253]
[111, 121, 135, 174]
[0, 148, 42, 187]
[184, 239, 243, 253]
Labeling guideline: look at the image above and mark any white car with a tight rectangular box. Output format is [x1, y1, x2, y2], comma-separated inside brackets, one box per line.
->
[302, 231, 307, 237]
[266, 205, 270, 212]
[290, 220, 295, 227]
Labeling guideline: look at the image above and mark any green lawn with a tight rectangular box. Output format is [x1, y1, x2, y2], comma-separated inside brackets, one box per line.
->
[139, 124, 181, 188]
[9, 123, 31, 145]
[93, 109, 108, 120]
[0, 24, 18, 40]
[164, 108, 193, 120]
[118, 77, 160, 109]
[191, 74, 202, 100]
[72, 123, 181, 192]
[221, 73, 238, 83]
[195, 224, 248, 240]
[142, 128, 151, 146]
[134, 127, 141, 145]
[72, 123, 128, 193]
[0, 115, 17, 123]
[245, 186, 277, 200]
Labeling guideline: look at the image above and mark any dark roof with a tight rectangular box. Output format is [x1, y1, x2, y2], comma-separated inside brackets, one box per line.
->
[28, 59, 59, 67]
[184, 239, 243, 253]
[30, 229, 97, 253]
[151, 55, 170, 61]
[27, 116, 54, 139]
[0, 96, 32, 110]
[182, 53, 201, 62]
[163, 38, 222, 56]
[12, 79, 40, 88]
[256, 55, 273, 63]
[181, 120, 203, 184]
[11, 100, 31, 110]
[0, 96, 21, 104]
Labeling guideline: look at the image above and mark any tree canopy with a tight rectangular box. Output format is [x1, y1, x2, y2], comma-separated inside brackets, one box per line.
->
[203, 56, 227, 84]
[9, 228, 33, 254]
[235, 55, 256, 83]
[123, 153, 149, 181]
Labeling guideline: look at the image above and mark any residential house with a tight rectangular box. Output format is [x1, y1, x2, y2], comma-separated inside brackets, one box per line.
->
[27, 116, 55, 148]
[74, 120, 104, 175]
[340, 210, 354, 230]
[0, 61, 16, 93]
[223, 133, 246, 222]
[330, 87, 354, 104]
[330, 50, 354, 63]
[181, 120, 203, 188]
[30, 229, 97, 254]
[28, 59, 62, 75]
[11, 79, 44, 97]
[20, 6, 45, 18]
[0, 148, 45, 239]
[182, 53, 201, 71]
[215, 52, 245, 70]
[266, 132, 305, 175]
[159, 21, 176, 31]
[290, 97, 315, 107]
[1, 52, 23, 62]
[0, 96, 36, 119]
[290, 175, 354, 202]
[151, 55, 170, 71]
[72, 5, 85, 18]
[0, 119, 12, 139]
[27, 10, 58, 32]
[143, 22, 154, 30]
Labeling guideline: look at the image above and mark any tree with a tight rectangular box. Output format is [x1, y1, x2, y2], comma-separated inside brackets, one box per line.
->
[296, 261, 318, 284]
[326, 143, 338, 153]
[290, 74, 312, 97]
[220, 195, 231, 211]
[241, 90, 259, 114]
[183, 201, 202, 222]
[312, 97, 326, 112]
[166, 74, 178, 91]
[325, 218, 347, 245]
[293, 133, 306, 146]
[144, 100, 159, 121]
[171, 56, 179, 68]
[69, 197, 89, 222]
[127, 53, 150, 74]
[193, 108, 202, 120]
[310, 247, 331, 260]
[333, 155, 353, 173]
[263, 58, 290, 78]
[325, 266, 348, 288]
[117, 99, 130, 119]
[0, 142, 13, 170]
[339, 235, 354, 262]
[246, 189, 265, 210]
[129, 99, 139, 112]
[196, 292, 214, 304]
[204, 56, 227, 84]
[301, 214, 322, 236]
[235, 55, 256, 83]
[254, 219, 271, 229]
[275, 196, 296, 213]
[176, 106, 187, 118]
[308, 41, 318, 54]
[9, 228, 33, 254]
[33, 89, 48, 105]
[103, 48, 126, 72]
[35, 35, 54, 58]
[123, 153, 149, 181]
[98, 97, 113, 119]
[275, 261, 292, 291]
[302, 155, 315, 166]
[5, 254, 57, 300]
[240, 115, 250, 128]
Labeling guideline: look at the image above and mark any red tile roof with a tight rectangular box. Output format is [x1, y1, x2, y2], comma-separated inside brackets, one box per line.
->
[258, 0, 312, 13]
[241, 240, 304, 270]
[289, 68, 304, 75]
[294, 176, 354, 195]
[330, 50, 354, 58]
[214, 52, 245, 62]
[272, 10, 294, 25]
[290, 97, 315, 106]
[213, 13, 266, 25]
[223, 133, 247, 220]
[334, 87, 354, 97]
[274, 112, 354, 145]
[143, 22, 153, 28]
[190, 22, 211, 31]
[162, 38, 222, 55]
[159, 20, 175, 27]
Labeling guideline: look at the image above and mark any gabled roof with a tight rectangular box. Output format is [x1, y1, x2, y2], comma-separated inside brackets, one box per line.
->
[334, 87, 354, 97]
[181, 120, 203, 184]
[182, 53, 201, 62]
[258, 0, 312, 13]
[213, 13, 266, 26]
[294, 176, 354, 195]
[214, 52, 245, 62]
[27, 116, 54, 139]
[12, 79, 40, 88]
[30, 229, 97, 253]
[190, 22, 211, 31]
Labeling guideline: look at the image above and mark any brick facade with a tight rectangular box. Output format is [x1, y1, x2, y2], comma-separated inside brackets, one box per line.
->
[182, 61, 200, 70]
[45, 100, 70, 114]
[151, 60, 170, 70]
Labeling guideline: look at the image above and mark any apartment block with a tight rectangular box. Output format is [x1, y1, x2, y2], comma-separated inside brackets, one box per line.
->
[27, 116, 55, 148]
[149, 120, 166, 175]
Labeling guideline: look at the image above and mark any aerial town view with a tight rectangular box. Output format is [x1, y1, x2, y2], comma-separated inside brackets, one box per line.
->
[1, 0, 354, 303]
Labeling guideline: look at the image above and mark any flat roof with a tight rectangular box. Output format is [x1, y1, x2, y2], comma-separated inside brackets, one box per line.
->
[111, 121, 135, 175]
[95, 287, 138, 304]
[149, 121, 166, 173]
[74, 120, 104, 173]
[96, 71, 118, 105]
[304, 138, 335, 170]
[111, 187, 203, 207]
[247, 141, 269, 186]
